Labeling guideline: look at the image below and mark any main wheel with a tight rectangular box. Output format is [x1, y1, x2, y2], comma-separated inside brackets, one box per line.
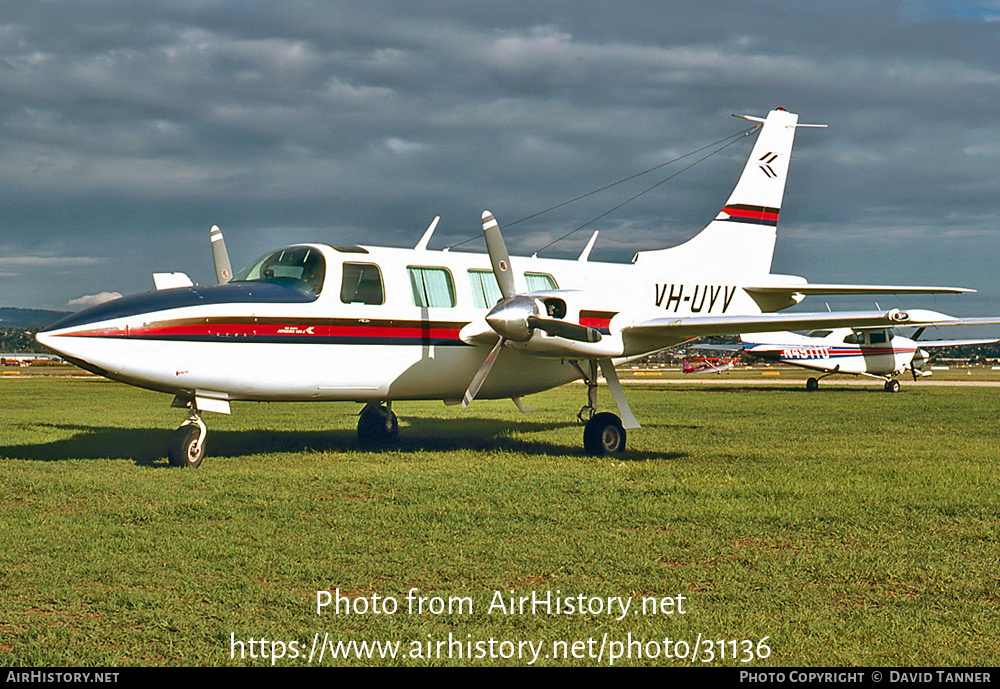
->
[884, 380, 901, 393]
[168, 423, 205, 468]
[583, 412, 626, 455]
[357, 403, 399, 446]
[805, 377, 819, 391]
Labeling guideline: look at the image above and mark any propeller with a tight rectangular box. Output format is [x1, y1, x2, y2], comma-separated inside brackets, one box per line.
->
[461, 211, 602, 408]
[210, 225, 233, 284]
[910, 348, 930, 381]
[909, 326, 927, 381]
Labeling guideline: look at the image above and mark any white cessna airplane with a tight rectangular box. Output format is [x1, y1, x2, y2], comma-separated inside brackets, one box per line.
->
[36, 108, 984, 466]
[739, 325, 999, 392]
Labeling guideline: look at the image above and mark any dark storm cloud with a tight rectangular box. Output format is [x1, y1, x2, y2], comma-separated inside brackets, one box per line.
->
[1, 1, 998, 313]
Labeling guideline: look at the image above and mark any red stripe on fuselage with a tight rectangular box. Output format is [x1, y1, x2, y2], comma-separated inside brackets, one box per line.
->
[56, 318, 467, 343]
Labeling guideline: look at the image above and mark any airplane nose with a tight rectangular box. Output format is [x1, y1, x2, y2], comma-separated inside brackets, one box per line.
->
[35, 309, 126, 378]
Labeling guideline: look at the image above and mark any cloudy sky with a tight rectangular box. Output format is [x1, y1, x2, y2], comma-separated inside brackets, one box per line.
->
[2, 1, 999, 318]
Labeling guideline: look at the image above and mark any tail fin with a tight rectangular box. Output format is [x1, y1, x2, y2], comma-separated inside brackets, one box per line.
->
[635, 108, 820, 278]
[717, 108, 799, 228]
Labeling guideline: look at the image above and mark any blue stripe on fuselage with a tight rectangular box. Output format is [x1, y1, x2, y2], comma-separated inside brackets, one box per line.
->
[42, 281, 318, 332]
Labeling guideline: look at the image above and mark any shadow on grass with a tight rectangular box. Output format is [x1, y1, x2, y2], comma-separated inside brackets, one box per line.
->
[644, 383, 892, 394]
[0, 418, 681, 465]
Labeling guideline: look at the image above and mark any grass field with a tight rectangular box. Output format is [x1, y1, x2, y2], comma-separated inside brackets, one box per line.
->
[1, 376, 998, 666]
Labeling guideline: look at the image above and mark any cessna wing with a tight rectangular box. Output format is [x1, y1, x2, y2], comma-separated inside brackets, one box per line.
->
[916, 338, 999, 348]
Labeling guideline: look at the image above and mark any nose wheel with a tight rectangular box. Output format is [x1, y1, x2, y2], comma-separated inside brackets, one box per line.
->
[357, 402, 399, 447]
[168, 412, 207, 468]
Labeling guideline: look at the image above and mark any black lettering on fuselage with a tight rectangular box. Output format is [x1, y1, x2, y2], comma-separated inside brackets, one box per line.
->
[654, 284, 738, 313]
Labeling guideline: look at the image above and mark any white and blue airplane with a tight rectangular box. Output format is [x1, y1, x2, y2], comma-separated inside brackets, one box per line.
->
[35, 108, 986, 466]
[738, 325, 999, 392]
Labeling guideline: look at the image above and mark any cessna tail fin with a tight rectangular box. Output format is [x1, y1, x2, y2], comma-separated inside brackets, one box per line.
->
[635, 108, 823, 279]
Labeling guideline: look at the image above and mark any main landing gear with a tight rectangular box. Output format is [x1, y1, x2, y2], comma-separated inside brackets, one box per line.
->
[573, 359, 628, 456]
[805, 375, 902, 392]
[357, 402, 398, 447]
[168, 407, 207, 468]
[583, 412, 627, 454]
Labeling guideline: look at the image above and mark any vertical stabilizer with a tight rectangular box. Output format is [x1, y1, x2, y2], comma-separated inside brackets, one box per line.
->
[635, 108, 815, 279]
[716, 108, 799, 227]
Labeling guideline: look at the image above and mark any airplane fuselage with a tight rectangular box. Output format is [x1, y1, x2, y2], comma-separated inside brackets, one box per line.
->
[742, 328, 918, 378]
[38, 242, 773, 407]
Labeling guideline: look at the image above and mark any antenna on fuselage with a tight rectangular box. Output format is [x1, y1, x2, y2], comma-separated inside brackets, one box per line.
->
[415, 216, 441, 251]
[578, 231, 599, 262]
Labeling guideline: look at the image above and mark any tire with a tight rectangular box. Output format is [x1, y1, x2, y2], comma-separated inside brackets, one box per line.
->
[885, 380, 900, 393]
[806, 377, 819, 391]
[357, 404, 399, 446]
[168, 424, 205, 468]
[583, 412, 626, 455]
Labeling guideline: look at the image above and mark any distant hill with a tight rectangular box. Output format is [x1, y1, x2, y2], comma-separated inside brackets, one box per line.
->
[0, 307, 72, 329]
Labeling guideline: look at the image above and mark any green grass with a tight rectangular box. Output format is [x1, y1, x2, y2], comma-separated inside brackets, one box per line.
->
[1, 377, 998, 666]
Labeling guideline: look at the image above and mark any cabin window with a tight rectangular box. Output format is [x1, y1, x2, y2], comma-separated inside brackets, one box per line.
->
[469, 269, 503, 308]
[408, 267, 456, 308]
[231, 246, 326, 296]
[340, 262, 384, 305]
[869, 330, 887, 344]
[844, 332, 864, 345]
[525, 272, 558, 291]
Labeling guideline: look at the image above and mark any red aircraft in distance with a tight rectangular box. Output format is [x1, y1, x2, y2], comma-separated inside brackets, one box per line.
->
[682, 357, 740, 374]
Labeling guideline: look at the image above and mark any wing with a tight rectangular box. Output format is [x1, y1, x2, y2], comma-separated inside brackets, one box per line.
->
[623, 308, 914, 352]
[743, 282, 975, 311]
[620, 308, 1000, 353]
[917, 338, 999, 348]
[745, 283, 975, 297]
[689, 343, 745, 352]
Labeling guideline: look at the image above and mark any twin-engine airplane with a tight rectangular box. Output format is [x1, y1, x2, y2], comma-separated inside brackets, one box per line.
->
[737, 325, 999, 391]
[36, 108, 988, 467]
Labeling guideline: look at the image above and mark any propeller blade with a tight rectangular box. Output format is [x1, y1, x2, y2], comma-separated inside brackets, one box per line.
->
[210, 225, 233, 284]
[462, 337, 505, 408]
[526, 315, 602, 343]
[482, 211, 516, 300]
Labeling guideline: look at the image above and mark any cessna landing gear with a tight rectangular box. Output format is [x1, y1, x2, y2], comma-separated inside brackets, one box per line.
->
[805, 377, 819, 391]
[168, 410, 207, 468]
[357, 402, 398, 447]
[884, 379, 901, 393]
